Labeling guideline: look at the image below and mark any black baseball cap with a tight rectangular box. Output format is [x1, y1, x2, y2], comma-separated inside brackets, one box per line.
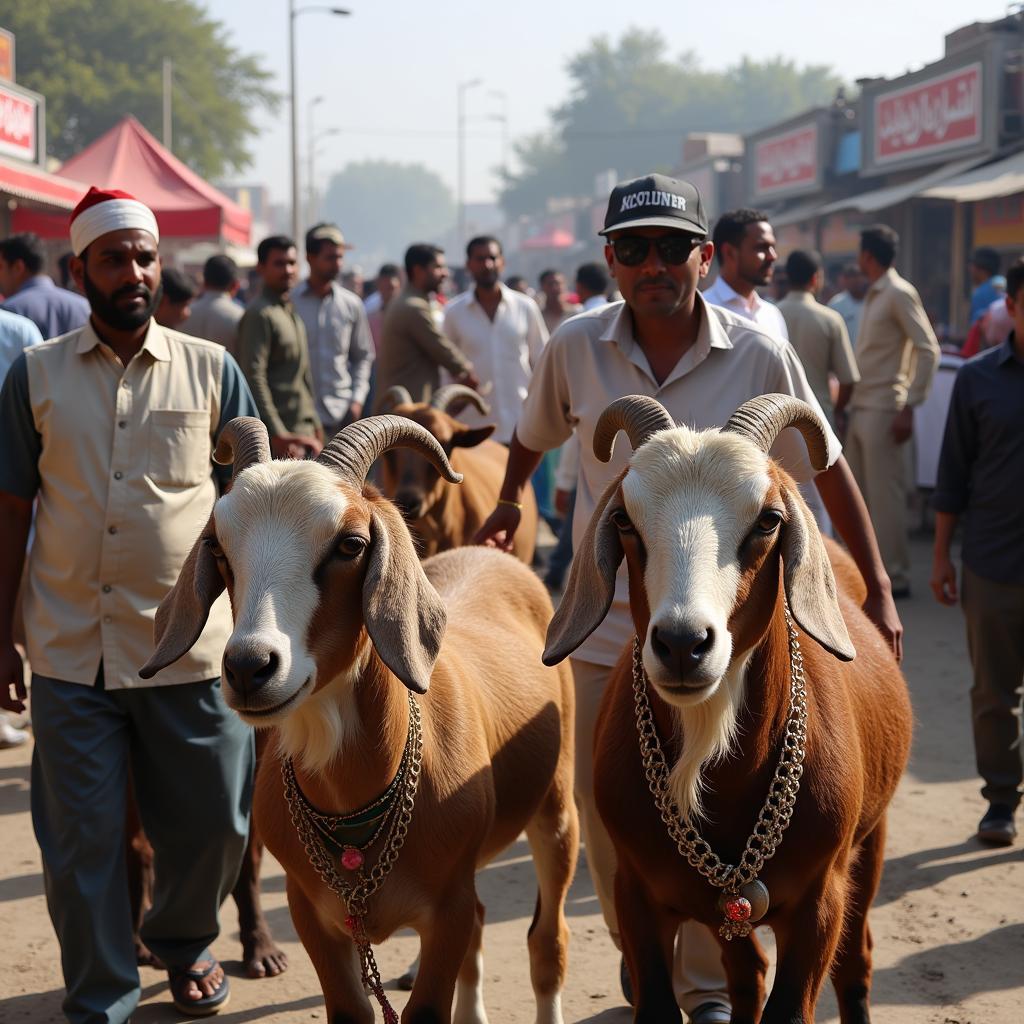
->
[599, 173, 709, 238]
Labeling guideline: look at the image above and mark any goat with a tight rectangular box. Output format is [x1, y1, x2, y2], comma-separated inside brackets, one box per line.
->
[378, 385, 538, 563]
[543, 394, 912, 1023]
[140, 415, 578, 1024]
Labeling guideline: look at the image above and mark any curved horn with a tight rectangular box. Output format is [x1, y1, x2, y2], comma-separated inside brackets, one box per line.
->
[316, 414, 463, 487]
[378, 385, 414, 411]
[593, 395, 675, 464]
[213, 417, 272, 481]
[430, 384, 491, 417]
[723, 394, 830, 472]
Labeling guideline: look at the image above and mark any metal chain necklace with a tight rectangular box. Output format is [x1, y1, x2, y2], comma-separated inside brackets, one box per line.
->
[632, 605, 808, 940]
[282, 690, 424, 1022]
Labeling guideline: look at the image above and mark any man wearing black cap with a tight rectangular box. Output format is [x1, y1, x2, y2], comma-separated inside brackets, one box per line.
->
[476, 172, 901, 1022]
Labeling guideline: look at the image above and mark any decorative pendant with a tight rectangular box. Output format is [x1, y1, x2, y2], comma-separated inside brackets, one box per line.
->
[341, 847, 365, 871]
[717, 880, 770, 941]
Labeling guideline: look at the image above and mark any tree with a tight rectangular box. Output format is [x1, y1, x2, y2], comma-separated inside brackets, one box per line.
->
[500, 30, 845, 218]
[0, 0, 278, 179]
[321, 161, 455, 267]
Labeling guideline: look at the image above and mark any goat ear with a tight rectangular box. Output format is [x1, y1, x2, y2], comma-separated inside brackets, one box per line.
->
[543, 477, 625, 665]
[140, 518, 225, 678]
[363, 506, 446, 693]
[779, 483, 856, 662]
[451, 424, 495, 449]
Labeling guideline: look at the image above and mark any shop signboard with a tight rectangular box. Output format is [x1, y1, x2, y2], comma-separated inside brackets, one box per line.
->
[973, 193, 1024, 249]
[746, 110, 828, 203]
[0, 80, 38, 162]
[0, 29, 14, 82]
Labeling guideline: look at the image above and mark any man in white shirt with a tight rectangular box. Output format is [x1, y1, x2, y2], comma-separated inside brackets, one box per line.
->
[828, 262, 869, 349]
[443, 236, 548, 444]
[703, 208, 788, 340]
[575, 262, 610, 311]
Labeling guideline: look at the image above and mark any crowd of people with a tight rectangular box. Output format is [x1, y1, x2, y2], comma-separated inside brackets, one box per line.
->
[0, 171, 1020, 1024]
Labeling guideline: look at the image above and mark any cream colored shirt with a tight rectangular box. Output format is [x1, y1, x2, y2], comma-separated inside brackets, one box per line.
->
[516, 294, 841, 667]
[777, 291, 860, 423]
[9, 322, 241, 688]
[850, 268, 940, 411]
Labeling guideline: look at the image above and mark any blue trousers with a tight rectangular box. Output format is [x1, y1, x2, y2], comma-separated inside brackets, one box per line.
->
[31, 673, 254, 1024]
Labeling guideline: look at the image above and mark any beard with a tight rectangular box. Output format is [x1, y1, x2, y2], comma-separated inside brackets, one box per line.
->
[83, 267, 162, 331]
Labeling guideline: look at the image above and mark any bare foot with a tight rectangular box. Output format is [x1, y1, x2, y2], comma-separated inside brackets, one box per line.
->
[134, 938, 165, 970]
[242, 929, 289, 978]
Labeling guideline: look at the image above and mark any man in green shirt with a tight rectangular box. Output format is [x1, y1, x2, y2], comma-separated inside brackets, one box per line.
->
[236, 235, 323, 458]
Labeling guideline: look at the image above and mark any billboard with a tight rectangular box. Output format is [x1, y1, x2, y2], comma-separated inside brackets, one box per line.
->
[0, 81, 37, 161]
[754, 123, 819, 198]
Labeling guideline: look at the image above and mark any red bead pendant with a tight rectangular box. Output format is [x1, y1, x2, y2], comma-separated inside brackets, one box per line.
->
[341, 847, 365, 871]
[344, 914, 359, 932]
[724, 896, 752, 922]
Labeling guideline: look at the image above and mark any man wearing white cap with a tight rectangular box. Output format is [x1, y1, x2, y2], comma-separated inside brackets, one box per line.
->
[0, 187, 259, 1021]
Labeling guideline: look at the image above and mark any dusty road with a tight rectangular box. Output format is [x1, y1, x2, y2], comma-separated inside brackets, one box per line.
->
[2, 536, 1022, 1022]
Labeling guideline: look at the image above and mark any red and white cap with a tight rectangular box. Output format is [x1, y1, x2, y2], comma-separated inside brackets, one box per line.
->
[69, 187, 160, 256]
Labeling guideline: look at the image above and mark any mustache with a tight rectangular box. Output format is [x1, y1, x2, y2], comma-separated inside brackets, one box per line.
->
[112, 284, 152, 302]
[637, 278, 675, 289]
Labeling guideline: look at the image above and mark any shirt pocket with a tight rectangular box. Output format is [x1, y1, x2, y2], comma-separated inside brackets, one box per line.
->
[148, 409, 212, 488]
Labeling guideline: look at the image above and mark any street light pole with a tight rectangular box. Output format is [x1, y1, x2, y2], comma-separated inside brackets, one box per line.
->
[456, 78, 482, 254]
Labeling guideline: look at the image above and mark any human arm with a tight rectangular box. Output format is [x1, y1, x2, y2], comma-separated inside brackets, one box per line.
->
[472, 431, 545, 551]
[409, 301, 477, 384]
[893, 286, 940, 442]
[930, 512, 959, 605]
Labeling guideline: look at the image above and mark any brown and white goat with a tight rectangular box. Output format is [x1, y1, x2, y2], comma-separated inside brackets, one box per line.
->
[378, 385, 538, 563]
[543, 394, 912, 1024]
[140, 415, 577, 1024]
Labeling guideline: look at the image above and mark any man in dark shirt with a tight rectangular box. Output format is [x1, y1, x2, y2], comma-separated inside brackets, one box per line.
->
[931, 256, 1024, 848]
[0, 232, 90, 338]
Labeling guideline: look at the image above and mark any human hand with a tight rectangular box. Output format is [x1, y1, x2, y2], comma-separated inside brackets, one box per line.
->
[890, 406, 914, 445]
[302, 436, 324, 458]
[862, 586, 904, 664]
[929, 553, 958, 606]
[456, 369, 481, 391]
[0, 641, 26, 714]
[554, 488, 572, 519]
[348, 402, 363, 421]
[472, 503, 521, 553]
[271, 433, 320, 459]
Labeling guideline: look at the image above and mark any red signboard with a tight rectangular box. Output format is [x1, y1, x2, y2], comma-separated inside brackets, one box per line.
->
[0, 81, 36, 161]
[874, 63, 982, 165]
[754, 124, 818, 197]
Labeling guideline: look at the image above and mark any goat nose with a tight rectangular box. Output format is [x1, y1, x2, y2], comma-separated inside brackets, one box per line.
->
[651, 625, 714, 678]
[223, 648, 279, 698]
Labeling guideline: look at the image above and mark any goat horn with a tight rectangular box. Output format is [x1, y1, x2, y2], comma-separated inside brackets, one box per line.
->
[213, 417, 272, 481]
[316, 414, 463, 486]
[378, 385, 414, 411]
[723, 394, 830, 472]
[430, 384, 491, 417]
[593, 395, 675, 463]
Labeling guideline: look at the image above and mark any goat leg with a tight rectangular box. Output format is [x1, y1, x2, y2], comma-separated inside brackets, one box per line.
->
[719, 931, 769, 1024]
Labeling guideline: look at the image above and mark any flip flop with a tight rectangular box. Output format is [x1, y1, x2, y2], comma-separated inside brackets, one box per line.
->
[168, 959, 231, 1016]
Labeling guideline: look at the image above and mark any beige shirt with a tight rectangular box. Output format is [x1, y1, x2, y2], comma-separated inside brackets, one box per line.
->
[18, 323, 234, 688]
[850, 268, 940, 411]
[179, 290, 244, 354]
[777, 291, 860, 422]
[516, 293, 841, 667]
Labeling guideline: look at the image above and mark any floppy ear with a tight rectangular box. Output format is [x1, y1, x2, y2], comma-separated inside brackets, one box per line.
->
[779, 482, 856, 661]
[543, 476, 626, 665]
[363, 505, 446, 693]
[140, 517, 226, 678]
[451, 424, 495, 449]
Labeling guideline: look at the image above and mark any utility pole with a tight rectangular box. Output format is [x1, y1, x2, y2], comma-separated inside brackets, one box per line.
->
[162, 59, 172, 151]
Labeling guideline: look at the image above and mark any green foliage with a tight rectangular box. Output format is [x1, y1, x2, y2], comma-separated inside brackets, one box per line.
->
[0, 0, 279, 179]
[322, 160, 455, 265]
[500, 29, 846, 218]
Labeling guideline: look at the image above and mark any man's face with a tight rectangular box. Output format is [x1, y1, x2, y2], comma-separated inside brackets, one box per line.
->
[969, 262, 989, 288]
[156, 295, 192, 329]
[0, 254, 21, 296]
[541, 273, 565, 303]
[730, 221, 777, 288]
[467, 241, 503, 288]
[604, 227, 712, 319]
[260, 246, 299, 294]
[308, 242, 344, 285]
[846, 268, 869, 300]
[1006, 285, 1024, 339]
[416, 255, 448, 294]
[377, 273, 400, 304]
[71, 229, 162, 331]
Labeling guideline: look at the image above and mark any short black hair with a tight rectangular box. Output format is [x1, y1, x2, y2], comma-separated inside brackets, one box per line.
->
[785, 249, 822, 289]
[257, 235, 295, 264]
[404, 243, 443, 278]
[466, 235, 502, 260]
[576, 262, 608, 296]
[859, 225, 898, 268]
[1005, 257, 1024, 303]
[0, 232, 46, 275]
[161, 267, 197, 304]
[377, 262, 400, 278]
[538, 268, 560, 286]
[970, 247, 1000, 277]
[712, 209, 771, 266]
[203, 254, 239, 290]
[505, 274, 527, 291]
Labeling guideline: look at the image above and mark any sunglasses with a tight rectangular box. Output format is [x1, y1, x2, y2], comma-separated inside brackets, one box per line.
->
[611, 234, 703, 267]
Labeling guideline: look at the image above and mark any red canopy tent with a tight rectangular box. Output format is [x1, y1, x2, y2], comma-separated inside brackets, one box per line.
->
[12, 116, 251, 245]
[519, 227, 575, 250]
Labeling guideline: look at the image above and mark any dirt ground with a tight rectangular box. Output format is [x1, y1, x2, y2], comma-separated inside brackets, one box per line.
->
[2, 534, 1022, 1023]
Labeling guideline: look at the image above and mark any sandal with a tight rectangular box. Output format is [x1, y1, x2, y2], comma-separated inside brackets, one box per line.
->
[168, 959, 231, 1016]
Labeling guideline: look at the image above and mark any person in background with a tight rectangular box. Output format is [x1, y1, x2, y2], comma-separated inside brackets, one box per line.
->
[968, 247, 1002, 327]
[0, 232, 90, 338]
[236, 235, 323, 459]
[703, 208, 788, 339]
[505, 273, 534, 298]
[575, 262, 610, 311]
[373, 243, 478, 409]
[155, 267, 197, 330]
[364, 262, 402, 347]
[340, 265, 364, 298]
[828, 262, 869, 347]
[846, 224, 940, 598]
[538, 268, 580, 334]
[179, 255, 244, 353]
[931, 255, 1024, 848]
[293, 223, 374, 436]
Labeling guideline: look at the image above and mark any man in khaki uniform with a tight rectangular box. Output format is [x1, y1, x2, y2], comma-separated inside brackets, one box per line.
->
[0, 188, 256, 1022]
[846, 224, 940, 597]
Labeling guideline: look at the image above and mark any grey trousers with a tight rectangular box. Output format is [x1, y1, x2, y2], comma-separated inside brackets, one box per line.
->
[30, 672, 255, 1024]
[961, 566, 1024, 810]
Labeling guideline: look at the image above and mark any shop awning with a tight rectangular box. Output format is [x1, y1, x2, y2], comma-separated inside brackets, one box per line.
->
[818, 157, 984, 215]
[0, 155, 87, 210]
[920, 148, 1024, 202]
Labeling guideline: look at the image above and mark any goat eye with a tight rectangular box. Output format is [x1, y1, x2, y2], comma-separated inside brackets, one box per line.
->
[754, 510, 783, 534]
[207, 539, 225, 559]
[336, 536, 367, 559]
[610, 508, 635, 533]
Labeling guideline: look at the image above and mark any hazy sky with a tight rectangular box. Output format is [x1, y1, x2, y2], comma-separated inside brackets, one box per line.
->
[204, 0, 1011, 206]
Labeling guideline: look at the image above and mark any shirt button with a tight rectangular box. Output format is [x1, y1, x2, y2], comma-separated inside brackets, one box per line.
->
[108, 525, 118, 535]
[113, 471, 123, 480]
[118, 420, 127, 429]
[102, 584, 112, 593]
